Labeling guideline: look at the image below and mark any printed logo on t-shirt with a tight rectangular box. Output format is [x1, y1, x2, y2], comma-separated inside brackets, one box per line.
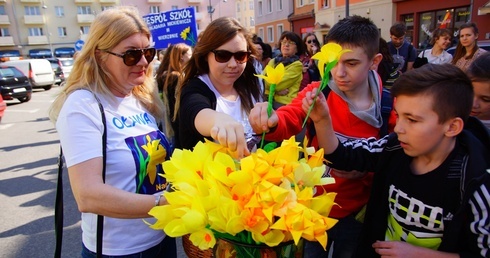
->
[385, 184, 444, 250]
[113, 112, 154, 129]
[392, 54, 405, 72]
[125, 130, 172, 194]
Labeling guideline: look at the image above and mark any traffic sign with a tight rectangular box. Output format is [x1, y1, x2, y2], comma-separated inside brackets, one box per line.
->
[74, 40, 85, 51]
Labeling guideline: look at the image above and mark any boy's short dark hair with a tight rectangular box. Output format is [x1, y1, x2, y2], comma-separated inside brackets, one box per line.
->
[390, 22, 407, 37]
[391, 63, 473, 124]
[467, 52, 490, 83]
[326, 15, 379, 59]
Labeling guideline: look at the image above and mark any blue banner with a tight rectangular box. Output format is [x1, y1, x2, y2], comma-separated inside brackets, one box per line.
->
[143, 7, 198, 49]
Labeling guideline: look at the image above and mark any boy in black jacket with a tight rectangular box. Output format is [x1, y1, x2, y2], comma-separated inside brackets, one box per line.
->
[298, 63, 490, 257]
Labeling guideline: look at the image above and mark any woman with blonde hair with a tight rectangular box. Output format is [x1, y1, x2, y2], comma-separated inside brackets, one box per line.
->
[155, 43, 192, 140]
[49, 6, 175, 257]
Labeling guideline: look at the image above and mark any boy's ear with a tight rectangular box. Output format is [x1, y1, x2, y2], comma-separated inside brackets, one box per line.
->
[370, 53, 383, 70]
[444, 117, 464, 137]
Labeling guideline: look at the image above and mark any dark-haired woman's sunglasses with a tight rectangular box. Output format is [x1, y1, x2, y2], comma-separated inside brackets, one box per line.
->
[104, 48, 156, 66]
[307, 39, 318, 44]
[211, 50, 251, 64]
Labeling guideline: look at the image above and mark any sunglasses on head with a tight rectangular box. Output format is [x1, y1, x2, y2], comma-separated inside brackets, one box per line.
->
[307, 39, 318, 44]
[104, 48, 156, 66]
[211, 50, 251, 64]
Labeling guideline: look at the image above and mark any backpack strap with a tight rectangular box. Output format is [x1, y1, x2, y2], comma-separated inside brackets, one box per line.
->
[379, 87, 392, 137]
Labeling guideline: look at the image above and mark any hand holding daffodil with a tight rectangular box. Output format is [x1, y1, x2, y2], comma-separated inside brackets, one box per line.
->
[255, 63, 285, 149]
[302, 43, 351, 127]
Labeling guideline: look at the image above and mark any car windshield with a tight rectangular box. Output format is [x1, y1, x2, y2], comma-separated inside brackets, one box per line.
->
[0, 67, 23, 77]
[60, 59, 73, 66]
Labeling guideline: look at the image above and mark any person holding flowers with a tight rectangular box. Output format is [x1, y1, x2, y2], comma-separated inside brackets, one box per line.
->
[174, 17, 262, 155]
[249, 15, 396, 257]
[303, 63, 490, 257]
[49, 6, 176, 257]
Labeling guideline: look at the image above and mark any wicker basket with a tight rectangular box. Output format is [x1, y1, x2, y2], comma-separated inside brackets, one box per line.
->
[182, 234, 213, 258]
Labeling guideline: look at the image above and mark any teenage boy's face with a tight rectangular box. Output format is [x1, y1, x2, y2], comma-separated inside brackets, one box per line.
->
[330, 45, 377, 93]
[394, 94, 451, 158]
[471, 80, 490, 120]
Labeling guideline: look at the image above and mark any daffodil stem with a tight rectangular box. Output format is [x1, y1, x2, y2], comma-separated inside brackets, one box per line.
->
[302, 76, 329, 128]
[261, 84, 276, 149]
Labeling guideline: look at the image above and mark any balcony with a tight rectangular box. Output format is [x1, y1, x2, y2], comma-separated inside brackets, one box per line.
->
[75, 0, 94, 3]
[147, 0, 162, 3]
[24, 15, 45, 25]
[0, 37, 14, 46]
[77, 14, 95, 23]
[100, 0, 116, 2]
[20, 0, 41, 3]
[28, 35, 49, 45]
[188, 0, 202, 3]
[0, 15, 10, 25]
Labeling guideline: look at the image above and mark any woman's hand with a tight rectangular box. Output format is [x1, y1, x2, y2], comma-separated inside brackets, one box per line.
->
[248, 102, 278, 134]
[210, 119, 249, 158]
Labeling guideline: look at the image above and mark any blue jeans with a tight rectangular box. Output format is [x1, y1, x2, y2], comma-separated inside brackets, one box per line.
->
[304, 214, 363, 258]
[81, 236, 176, 258]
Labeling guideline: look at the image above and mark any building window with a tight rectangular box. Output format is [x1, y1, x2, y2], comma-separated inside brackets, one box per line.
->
[0, 28, 11, 37]
[237, 2, 240, 12]
[267, 26, 273, 43]
[58, 27, 67, 37]
[77, 6, 92, 15]
[25, 6, 41, 15]
[258, 1, 263, 16]
[267, 0, 272, 13]
[243, 2, 247, 11]
[171, 6, 178, 10]
[28, 27, 43, 36]
[249, 1, 254, 10]
[101, 6, 113, 11]
[55, 6, 64, 17]
[322, 0, 329, 8]
[0, 6, 5, 15]
[259, 28, 264, 40]
[278, 0, 283, 11]
[250, 17, 255, 26]
[80, 26, 90, 35]
[277, 24, 284, 39]
[150, 6, 160, 13]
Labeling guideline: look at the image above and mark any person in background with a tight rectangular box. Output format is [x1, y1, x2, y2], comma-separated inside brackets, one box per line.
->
[253, 40, 267, 95]
[174, 17, 262, 156]
[249, 15, 396, 258]
[302, 63, 490, 257]
[452, 22, 487, 72]
[264, 31, 304, 108]
[262, 43, 273, 67]
[300, 33, 321, 90]
[155, 43, 192, 141]
[49, 6, 176, 257]
[378, 37, 399, 89]
[419, 28, 453, 64]
[467, 52, 490, 129]
[388, 22, 417, 73]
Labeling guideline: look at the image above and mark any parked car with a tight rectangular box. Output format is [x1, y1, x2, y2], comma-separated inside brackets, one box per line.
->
[3, 59, 55, 90]
[0, 94, 5, 123]
[447, 40, 490, 55]
[51, 57, 74, 79]
[46, 58, 65, 85]
[0, 65, 32, 103]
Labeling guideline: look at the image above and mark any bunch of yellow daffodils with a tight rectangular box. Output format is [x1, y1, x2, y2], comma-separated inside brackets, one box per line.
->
[149, 136, 337, 251]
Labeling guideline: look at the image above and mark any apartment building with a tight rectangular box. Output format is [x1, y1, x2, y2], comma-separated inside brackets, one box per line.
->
[0, 0, 240, 59]
[254, 0, 489, 50]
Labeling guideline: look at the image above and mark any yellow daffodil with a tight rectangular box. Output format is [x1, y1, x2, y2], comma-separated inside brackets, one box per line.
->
[141, 135, 167, 184]
[312, 43, 352, 78]
[149, 136, 338, 252]
[255, 63, 285, 85]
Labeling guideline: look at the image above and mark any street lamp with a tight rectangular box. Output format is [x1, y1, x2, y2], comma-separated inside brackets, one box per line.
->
[42, 3, 53, 57]
[207, 0, 227, 22]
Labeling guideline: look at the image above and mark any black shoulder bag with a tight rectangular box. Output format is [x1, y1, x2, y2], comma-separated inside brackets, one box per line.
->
[413, 48, 429, 68]
[55, 90, 107, 258]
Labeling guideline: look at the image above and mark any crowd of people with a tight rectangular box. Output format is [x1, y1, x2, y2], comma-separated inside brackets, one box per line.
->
[49, 5, 489, 258]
